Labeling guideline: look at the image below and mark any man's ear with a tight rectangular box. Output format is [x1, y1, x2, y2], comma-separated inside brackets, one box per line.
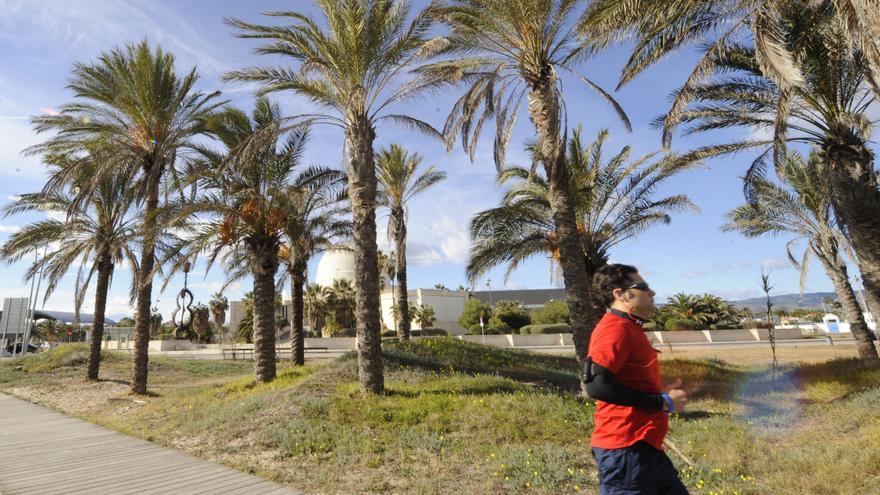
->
[611, 287, 623, 301]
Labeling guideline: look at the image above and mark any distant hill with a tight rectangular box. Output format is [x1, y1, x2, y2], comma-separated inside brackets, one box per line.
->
[729, 292, 838, 312]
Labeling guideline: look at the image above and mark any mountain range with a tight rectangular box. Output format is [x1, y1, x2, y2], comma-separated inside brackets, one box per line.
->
[728, 292, 842, 312]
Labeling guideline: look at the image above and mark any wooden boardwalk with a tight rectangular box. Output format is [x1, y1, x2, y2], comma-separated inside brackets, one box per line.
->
[0, 394, 303, 495]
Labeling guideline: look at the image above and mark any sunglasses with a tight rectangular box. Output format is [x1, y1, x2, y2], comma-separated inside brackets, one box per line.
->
[623, 282, 652, 292]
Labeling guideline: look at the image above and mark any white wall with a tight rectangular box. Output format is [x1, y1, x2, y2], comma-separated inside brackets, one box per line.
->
[380, 289, 468, 334]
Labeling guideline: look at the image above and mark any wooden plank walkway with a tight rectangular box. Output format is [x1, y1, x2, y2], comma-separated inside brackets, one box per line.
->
[0, 394, 304, 495]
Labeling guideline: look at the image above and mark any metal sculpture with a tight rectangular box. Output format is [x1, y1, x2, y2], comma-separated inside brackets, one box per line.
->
[172, 261, 195, 340]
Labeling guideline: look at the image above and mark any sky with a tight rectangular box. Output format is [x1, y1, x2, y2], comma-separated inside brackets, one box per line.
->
[0, 0, 869, 321]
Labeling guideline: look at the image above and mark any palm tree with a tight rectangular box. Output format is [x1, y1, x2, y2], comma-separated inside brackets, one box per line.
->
[326, 279, 357, 330]
[226, 0, 445, 394]
[304, 283, 329, 336]
[376, 144, 446, 340]
[411, 304, 436, 329]
[278, 170, 350, 365]
[209, 292, 229, 341]
[581, 0, 880, 143]
[27, 41, 223, 394]
[166, 98, 310, 383]
[659, 6, 880, 329]
[467, 128, 698, 359]
[419, 0, 631, 367]
[1, 165, 139, 380]
[237, 292, 255, 343]
[724, 152, 877, 358]
[191, 303, 212, 343]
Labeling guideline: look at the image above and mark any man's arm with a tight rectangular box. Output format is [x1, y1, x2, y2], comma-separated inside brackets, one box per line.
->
[584, 358, 667, 411]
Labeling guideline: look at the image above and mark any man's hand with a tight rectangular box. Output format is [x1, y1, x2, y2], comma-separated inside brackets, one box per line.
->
[664, 378, 688, 412]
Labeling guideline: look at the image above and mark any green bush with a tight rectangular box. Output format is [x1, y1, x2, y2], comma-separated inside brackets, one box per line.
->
[381, 329, 398, 337]
[709, 323, 743, 330]
[459, 298, 492, 330]
[664, 318, 701, 331]
[492, 300, 531, 332]
[530, 300, 569, 325]
[520, 323, 571, 335]
[325, 326, 356, 337]
[419, 327, 448, 336]
[469, 317, 510, 335]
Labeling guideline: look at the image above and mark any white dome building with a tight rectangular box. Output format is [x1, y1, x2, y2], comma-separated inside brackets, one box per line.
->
[315, 249, 357, 286]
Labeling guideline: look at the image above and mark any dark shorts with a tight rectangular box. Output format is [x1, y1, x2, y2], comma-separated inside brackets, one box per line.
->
[592, 441, 689, 495]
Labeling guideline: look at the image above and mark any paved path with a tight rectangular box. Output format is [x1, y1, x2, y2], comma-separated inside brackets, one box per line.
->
[0, 394, 303, 495]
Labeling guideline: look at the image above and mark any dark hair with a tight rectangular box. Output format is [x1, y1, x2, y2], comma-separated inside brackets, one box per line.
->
[592, 264, 639, 308]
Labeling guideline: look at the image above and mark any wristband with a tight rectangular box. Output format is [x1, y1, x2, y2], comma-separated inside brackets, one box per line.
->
[660, 392, 675, 413]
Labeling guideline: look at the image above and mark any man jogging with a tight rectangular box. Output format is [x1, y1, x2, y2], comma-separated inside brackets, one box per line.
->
[585, 263, 689, 494]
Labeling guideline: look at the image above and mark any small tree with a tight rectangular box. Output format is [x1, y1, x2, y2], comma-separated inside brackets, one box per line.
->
[149, 308, 163, 338]
[411, 304, 437, 329]
[761, 271, 779, 376]
[492, 300, 531, 333]
[530, 300, 570, 325]
[459, 298, 492, 331]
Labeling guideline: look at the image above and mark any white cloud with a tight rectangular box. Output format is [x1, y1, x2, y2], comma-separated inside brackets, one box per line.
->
[0, 224, 20, 233]
[45, 211, 66, 222]
[0, 0, 230, 77]
[761, 258, 791, 271]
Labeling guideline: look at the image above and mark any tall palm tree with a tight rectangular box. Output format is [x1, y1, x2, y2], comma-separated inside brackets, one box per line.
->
[27, 41, 223, 394]
[724, 152, 877, 358]
[1, 164, 139, 380]
[209, 292, 229, 341]
[226, 0, 445, 394]
[278, 170, 350, 365]
[581, 0, 880, 144]
[659, 6, 880, 329]
[468, 128, 697, 359]
[166, 98, 310, 383]
[419, 0, 631, 366]
[376, 144, 446, 340]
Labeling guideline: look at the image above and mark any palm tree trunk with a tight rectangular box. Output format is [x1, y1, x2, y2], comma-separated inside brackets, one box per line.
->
[392, 210, 411, 340]
[824, 133, 880, 337]
[817, 247, 878, 359]
[252, 239, 279, 382]
[290, 257, 307, 366]
[86, 251, 114, 381]
[527, 74, 596, 370]
[345, 111, 384, 394]
[131, 167, 160, 395]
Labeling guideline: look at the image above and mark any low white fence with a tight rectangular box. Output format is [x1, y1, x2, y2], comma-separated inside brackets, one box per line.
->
[103, 328, 812, 356]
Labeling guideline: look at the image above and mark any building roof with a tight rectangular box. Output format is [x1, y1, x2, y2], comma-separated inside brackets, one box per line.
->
[2, 309, 118, 325]
[470, 288, 566, 308]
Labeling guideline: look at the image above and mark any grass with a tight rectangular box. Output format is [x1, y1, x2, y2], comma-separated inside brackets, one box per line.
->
[1, 339, 879, 494]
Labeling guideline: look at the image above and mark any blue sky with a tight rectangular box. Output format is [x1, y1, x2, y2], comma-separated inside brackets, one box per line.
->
[0, 0, 864, 320]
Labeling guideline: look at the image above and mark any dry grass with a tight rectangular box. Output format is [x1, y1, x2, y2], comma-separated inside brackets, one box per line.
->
[1, 340, 879, 494]
[660, 342, 862, 365]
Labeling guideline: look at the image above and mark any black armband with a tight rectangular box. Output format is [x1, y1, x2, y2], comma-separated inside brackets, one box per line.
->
[584, 358, 664, 411]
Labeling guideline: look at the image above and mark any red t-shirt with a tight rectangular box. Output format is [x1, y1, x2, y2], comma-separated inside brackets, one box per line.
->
[588, 312, 668, 451]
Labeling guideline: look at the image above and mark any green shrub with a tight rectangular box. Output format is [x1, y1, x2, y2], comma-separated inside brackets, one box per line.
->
[530, 300, 569, 325]
[520, 323, 571, 335]
[325, 326, 356, 337]
[469, 317, 510, 335]
[492, 300, 531, 332]
[459, 298, 492, 330]
[419, 327, 448, 336]
[709, 323, 743, 330]
[664, 318, 700, 331]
